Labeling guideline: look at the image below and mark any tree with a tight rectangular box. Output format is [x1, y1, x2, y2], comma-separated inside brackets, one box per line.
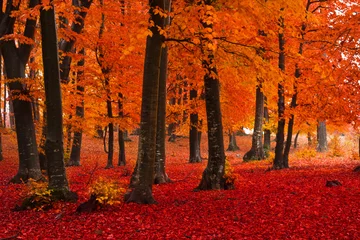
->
[189, 87, 202, 163]
[40, 0, 76, 200]
[125, 0, 169, 204]
[317, 121, 328, 152]
[0, 0, 42, 182]
[154, 0, 171, 184]
[273, 9, 287, 170]
[243, 84, 264, 161]
[196, 0, 228, 190]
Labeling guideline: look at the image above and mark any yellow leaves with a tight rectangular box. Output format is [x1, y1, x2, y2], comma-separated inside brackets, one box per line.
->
[89, 177, 126, 206]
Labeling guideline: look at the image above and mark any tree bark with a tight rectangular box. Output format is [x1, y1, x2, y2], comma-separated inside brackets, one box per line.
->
[263, 96, 271, 151]
[273, 13, 287, 170]
[154, 30, 170, 184]
[40, 1, 76, 200]
[316, 121, 327, 152]
[294, 131, 300, 149]
[117, 93, 126, 166]
[196, 1, 227, 190]
[67, 49, 85, 167]
[0, 53, 3, 161]
[227, 132, 240, 152]
[59, 0, 93, 84]
[125, 0, 168, 204]
[1, 0, 42, 182]
[189, 88, 201, 163]
[244, 85, 264, 160]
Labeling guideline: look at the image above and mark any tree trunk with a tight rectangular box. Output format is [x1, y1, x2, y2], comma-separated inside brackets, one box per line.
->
[40, 1, 76, 200]
[117, 93, 126, 166]
[67, 50, 85, 167]
[189, 88, 201, 163]
[294, 131, 300, 149]
[273, 14, 287, 170]
[244, 85, 264, 160]
[154, 29, 170, 184]
[59, 0, 92, 84]
[283, 91, 297, 166]
[316, 121, 327, 152]
[105, 78, 114, 169]
[307, 132, 312, 146]
[125, 0, 169, 204]
[39, 111, 47, 173]
[0, 53, 3, 161]
[123, 130, 132, 142]
[263, 96, 271, 151]
[196, 1, 227, 190]
[1, 0, 42, 182]
[227, 132, 240, 152]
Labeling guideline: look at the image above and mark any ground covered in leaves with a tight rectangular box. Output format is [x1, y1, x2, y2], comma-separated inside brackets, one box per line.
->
[0, 134, 359, 239]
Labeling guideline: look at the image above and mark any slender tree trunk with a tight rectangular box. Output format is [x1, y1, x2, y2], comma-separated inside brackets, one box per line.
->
[59, 0, 93, 84]
[40, 1, 76, 200]
[9, 99, 15, 130]
[263, 96, 271, 151]
[227, 132, 240, 152]
[125, 0, 168, 204]
[244, 85, 264, 160]
[307, 132, 312, 146]
[39, 111, 47, 173]
[118, 93, 126, 166]
[154, 23, 170, 183]
[105, 77, 114, 169]
[316, 121, 327, 152]
[196, 1, 228, 190]
[0, 53, 3, 161]
[189, 88, 201, 163]
[3, 81, 6, 129]
[67, 49, 85, 167]
[273, 13, 287, 170]
[294, 131, 300, 149]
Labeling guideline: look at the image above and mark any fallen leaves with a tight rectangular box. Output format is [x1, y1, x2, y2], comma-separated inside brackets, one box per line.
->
[0, 135, 359, 239]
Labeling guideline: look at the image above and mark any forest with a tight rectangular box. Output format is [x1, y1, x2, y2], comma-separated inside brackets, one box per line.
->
[0, 0, 359, 239]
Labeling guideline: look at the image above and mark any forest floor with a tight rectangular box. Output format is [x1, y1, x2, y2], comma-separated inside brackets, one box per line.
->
[0, 133, 359, 239]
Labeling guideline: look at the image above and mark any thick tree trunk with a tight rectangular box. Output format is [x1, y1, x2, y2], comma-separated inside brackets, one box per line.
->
[1, 0, 42, 182]
[189, 88, 201, 163]
[244, 85, 264, 160]
[273, 15, 287, 170]
[125, 0, 169, 204]
[40, 2, 76, 200]
[196, 2, 227, 190]
[227, 132, 240, 152]
[154, 34, 170, 184]
[316, 121, 327, 152]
